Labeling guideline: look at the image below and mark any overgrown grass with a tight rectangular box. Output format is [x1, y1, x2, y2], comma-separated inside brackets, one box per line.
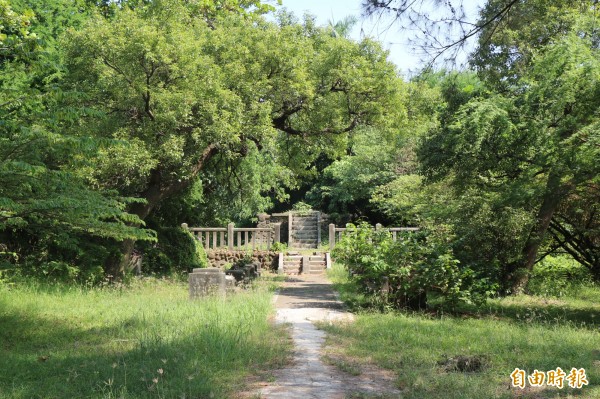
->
[324, 263, 600, 399]
[0, 276, 289, 398]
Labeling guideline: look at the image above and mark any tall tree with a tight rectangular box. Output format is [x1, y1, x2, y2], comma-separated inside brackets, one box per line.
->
[364, 0, 600, 292]
[328, 15, 358, 38]
[64, 0, 405, 275]
[0, 0, 154, 275]
[472, 0, 592, 90]
[419, 31, 600, 292]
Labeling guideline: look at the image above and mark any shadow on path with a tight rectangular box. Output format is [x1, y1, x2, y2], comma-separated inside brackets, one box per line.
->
[245, 274, 401, 399]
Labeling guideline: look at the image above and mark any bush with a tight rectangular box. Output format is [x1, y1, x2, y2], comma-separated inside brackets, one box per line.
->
[0, 230, 118, 285]
[139, 226, 208, 274]
[332, 223, 493, 310]
[270, 241, 288, 252]
[291, 201, 313, 216]
[527, 255, 593, 297]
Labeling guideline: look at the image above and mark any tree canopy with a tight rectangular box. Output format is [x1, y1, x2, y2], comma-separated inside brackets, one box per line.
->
[55, 0, 407, 274]
[1, 0, 597, 299]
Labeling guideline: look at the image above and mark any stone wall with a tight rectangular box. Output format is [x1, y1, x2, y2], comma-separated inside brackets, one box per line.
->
[206, 249, 279, 271]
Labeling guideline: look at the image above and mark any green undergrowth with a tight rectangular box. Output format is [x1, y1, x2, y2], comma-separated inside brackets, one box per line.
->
[0, 276, 289, 398]
[324, 263, 600, 398]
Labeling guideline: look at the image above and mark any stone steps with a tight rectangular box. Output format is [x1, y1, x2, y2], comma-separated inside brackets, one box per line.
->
[277, 252, 329, 275]
[293, 237, 318, 242]
[292, 243, 319, 249]
[292, 225, 318, 230]
[293, 232, 318, 238]
[305, 253, 327, 274]
[292, 222, 318, 227]
[290, 212, 320, 249]
[294, 230, 318, 236]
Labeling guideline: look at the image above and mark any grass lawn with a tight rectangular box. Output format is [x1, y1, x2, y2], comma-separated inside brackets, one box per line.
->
[0, 276, 289, 398]
[323, 264, 600, 399]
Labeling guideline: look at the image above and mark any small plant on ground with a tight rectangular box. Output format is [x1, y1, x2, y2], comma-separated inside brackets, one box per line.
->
[271, 241, 288, 253]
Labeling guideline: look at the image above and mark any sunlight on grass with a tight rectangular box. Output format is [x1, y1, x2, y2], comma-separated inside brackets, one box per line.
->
[0, 277, 289, 398]
[325, 263, 600, 399]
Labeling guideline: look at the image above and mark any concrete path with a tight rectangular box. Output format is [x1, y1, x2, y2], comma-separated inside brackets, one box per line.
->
[253, 274, 402, 399]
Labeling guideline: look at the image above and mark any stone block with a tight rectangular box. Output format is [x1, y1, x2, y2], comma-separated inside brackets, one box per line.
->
[189, 267, 227, 298]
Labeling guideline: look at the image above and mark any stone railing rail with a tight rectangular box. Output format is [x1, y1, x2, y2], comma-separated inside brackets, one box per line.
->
[182, 223, 281, 251]
[328, 223, 419, 251]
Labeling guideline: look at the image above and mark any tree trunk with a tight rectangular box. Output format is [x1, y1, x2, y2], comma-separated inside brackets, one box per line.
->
[104, 181, 163, 278]
[104, 145, 218, 278]
[510, 170, 568, 294]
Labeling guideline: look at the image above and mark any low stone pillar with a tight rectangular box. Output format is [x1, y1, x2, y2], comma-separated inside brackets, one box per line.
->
[329, 223, 335, 251]
[317, 212, 322, 247]
[225, 275, 236, 292]
[189, 267, 228, 299]
[278, 253, 284, 274]
[302, 255, 310, 274]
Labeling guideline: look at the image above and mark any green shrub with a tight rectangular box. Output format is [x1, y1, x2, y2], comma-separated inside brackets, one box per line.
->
[291, 201, 313, 216]
[140, 226, 207, 274]
[332, 223, 492, 310]
[0, 233, 117, 285]
[528, 255, 593, 297]
[271, 241, 288, 252]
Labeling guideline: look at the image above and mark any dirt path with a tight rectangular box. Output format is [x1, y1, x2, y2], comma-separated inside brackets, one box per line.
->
[244, 274, 402, 399]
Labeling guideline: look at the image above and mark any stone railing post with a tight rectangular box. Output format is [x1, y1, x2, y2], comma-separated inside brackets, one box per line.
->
[329, 223, 335, 251]
[317, 212, 321, 247]
[288, 212, 293, 247]
[273, 223, 281, 244]
[227, 223, 234, 250]
[376, 223, 382, 230]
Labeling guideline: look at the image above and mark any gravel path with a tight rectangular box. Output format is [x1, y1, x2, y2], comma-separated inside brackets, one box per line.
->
[250, 274, 402, 399]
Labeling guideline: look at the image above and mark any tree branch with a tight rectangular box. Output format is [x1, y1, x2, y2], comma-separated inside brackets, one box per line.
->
[363, 0, 521, 65]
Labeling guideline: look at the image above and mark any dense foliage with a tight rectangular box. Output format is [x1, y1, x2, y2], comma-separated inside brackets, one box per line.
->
[327, 2, 599, 303]
[332, 223, 494, 310]
[0, 0, 156, 280]
[0, 0, 597, 304]
[1, 0, 410, 280]
[418, 12, 600, 293]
